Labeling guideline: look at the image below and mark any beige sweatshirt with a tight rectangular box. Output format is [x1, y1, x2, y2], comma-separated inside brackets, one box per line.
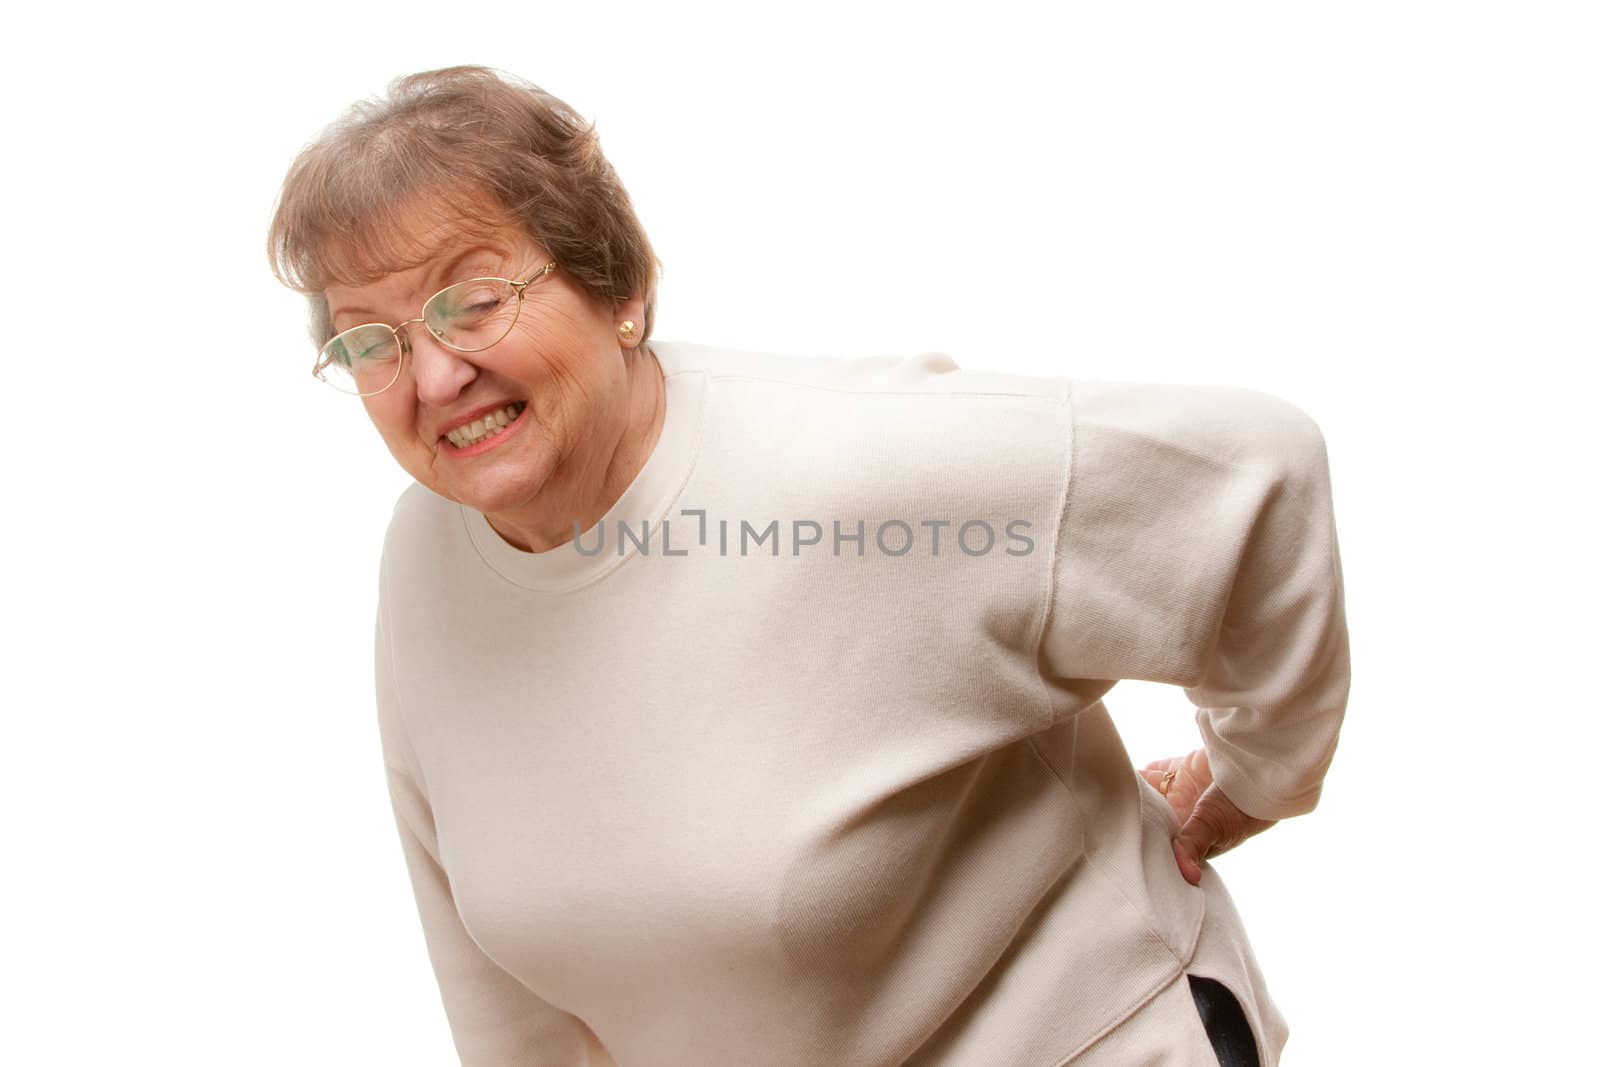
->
[373, 340, 1351, 1066]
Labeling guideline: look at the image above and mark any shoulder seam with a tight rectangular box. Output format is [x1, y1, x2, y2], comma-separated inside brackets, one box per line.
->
[1031, 383, 1078, 717]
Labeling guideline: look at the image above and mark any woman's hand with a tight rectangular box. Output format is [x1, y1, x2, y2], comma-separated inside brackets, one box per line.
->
[1139, 748, 1277, 887]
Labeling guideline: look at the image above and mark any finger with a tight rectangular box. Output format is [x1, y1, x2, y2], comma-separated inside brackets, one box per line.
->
[1177, 789, 1234, 854]
[1143, 770, 1181, 810]
[1173, 789, 1238, 886]
[1171, 837, 1205, 886]
[1137, 767, 1173, 790]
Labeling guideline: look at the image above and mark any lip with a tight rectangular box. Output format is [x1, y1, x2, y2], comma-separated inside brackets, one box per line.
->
[436, 400, 527, 440]
[439, 402, 529, 458]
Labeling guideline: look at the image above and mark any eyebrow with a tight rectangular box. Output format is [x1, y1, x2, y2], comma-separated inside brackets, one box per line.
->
[329, 246, 506, 330]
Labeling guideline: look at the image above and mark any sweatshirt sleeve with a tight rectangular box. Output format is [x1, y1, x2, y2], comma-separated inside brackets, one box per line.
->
[1037, 378, 1351, 822]
[375, 574, 618, 1067]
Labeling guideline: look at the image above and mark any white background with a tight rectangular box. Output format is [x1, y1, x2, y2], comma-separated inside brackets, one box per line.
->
[4, 2, 1595, 1063]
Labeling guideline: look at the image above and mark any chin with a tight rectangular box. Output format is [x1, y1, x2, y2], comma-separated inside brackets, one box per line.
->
[447, 459, 551, 514]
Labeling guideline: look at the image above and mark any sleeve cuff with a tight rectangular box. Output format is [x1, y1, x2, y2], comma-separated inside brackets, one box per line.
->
[1196, 708, 1328, 821]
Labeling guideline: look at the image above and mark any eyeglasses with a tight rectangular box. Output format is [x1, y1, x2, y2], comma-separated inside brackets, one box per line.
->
[312, 262, 559, 397]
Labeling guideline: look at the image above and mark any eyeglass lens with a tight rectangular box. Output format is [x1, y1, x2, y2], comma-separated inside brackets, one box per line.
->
[316, 278, 522, 395]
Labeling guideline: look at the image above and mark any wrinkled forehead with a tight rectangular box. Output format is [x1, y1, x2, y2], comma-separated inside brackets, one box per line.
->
[314, 185, 538, 294]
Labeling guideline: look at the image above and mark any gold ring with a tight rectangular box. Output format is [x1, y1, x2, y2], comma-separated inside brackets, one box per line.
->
[1158, 769, 1178, 796]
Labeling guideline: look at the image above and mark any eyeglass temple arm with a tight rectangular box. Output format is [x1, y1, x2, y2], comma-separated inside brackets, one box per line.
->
[512, 261, 558, 294]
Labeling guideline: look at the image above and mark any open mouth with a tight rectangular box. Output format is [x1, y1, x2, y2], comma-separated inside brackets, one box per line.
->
[443, 401, 528, 450]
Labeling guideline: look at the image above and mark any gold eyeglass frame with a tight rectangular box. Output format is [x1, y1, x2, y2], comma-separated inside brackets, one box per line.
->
[312, 261, 559, 398]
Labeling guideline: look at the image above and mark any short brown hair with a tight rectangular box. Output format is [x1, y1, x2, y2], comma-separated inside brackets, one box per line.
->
[266, 65, 661, 350]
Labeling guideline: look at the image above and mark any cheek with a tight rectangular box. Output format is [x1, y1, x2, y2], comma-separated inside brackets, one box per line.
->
[501, 317, 591, 385]
[363, 398, 416, 444]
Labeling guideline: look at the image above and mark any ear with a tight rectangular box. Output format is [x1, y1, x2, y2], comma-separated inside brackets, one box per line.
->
[613, 292, 647, 349]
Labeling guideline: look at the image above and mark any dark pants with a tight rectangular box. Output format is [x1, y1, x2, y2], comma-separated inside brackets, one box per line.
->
[1187, 974, 1262, 1067]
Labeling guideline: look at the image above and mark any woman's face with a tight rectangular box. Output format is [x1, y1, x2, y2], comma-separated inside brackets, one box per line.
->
[323, 214, 646, 524]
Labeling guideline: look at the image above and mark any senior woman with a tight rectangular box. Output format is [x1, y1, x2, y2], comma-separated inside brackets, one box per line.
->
[267, 66, 1349, 1067]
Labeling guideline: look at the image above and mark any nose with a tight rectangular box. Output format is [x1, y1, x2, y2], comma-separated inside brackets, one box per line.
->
[397, 318, 479, 408]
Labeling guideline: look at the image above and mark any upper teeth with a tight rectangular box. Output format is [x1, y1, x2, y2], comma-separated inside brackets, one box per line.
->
[447, 402, 525, 447]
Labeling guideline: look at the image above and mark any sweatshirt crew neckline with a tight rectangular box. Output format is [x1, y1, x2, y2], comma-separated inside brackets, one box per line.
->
[459, 340, 707, 593]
